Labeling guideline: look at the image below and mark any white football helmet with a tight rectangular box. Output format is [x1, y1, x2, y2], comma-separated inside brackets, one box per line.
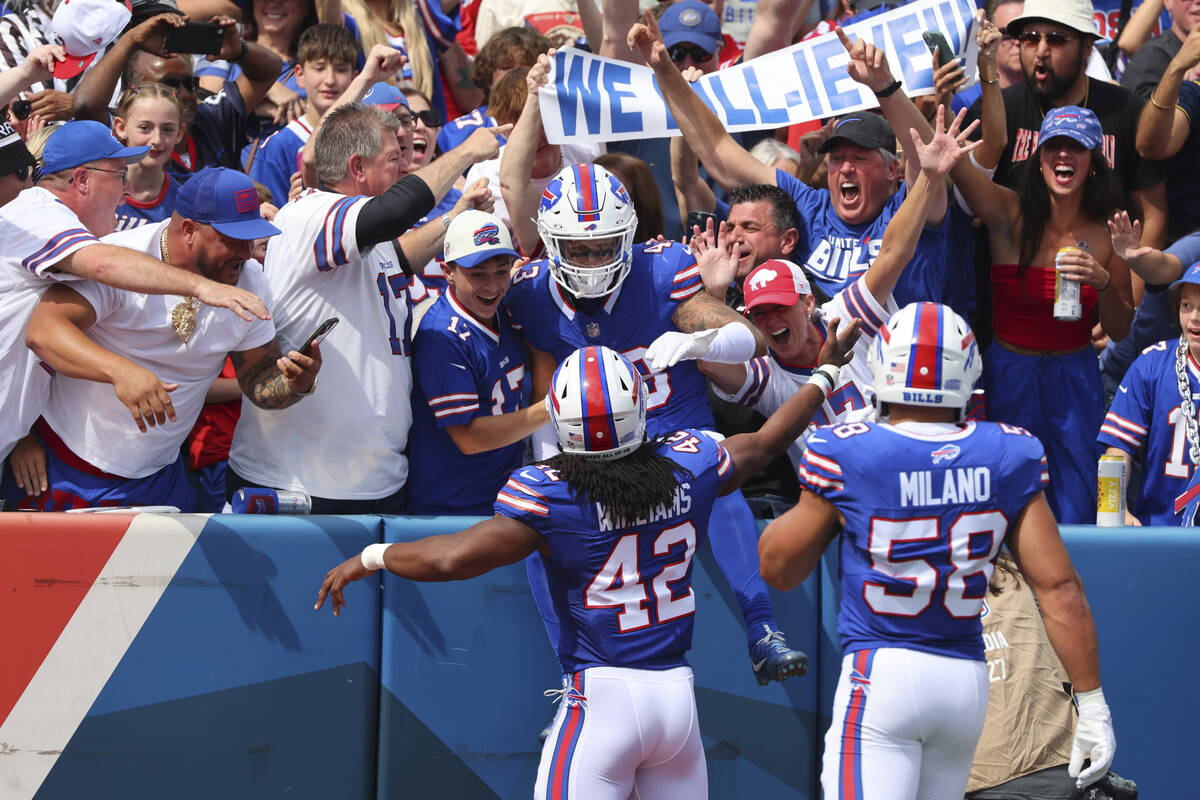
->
[548, 346, 647, 460]
[868, 302, 981, 415]
[537, 163, 638, 298]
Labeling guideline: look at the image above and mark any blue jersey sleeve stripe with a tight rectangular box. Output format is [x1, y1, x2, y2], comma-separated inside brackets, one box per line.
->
[433, 402, 479, 418]
[804, 449, 843, 476]
[429, 391, 481, 406]
[1103, 411, 1147, 436]
[716, 443, 732, 477]
[22, 229, 97, 272]
[798, 466, 843, 492]
[505, 477, 548, 499]
[1098, 422, 1140, 449]
[496, 490, 549, 516]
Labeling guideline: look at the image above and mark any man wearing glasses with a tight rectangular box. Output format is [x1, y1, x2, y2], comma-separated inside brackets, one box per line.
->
[969, 0, 1165, 250]
[0, 122, 269, 500]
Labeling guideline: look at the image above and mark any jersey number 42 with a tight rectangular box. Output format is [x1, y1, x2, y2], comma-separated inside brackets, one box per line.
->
[585, 522, 697, 632]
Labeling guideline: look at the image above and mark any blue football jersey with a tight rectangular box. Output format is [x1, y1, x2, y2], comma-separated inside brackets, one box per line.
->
[1098, 339, 1200, 525]
[409, 292, 529, 515]
[505, 241, 710, 436]
[798, 420, 1049, 661]
[495, 429, 732, 673]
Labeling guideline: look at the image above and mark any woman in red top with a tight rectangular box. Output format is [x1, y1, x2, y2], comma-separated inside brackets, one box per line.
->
[952, 105, 1134, 524]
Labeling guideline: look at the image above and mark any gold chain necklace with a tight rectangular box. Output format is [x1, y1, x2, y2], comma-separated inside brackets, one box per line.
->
[162, 226, 198, 343]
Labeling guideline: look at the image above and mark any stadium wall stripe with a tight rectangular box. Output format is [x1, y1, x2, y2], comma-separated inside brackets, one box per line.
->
[0, 513, 203, 799]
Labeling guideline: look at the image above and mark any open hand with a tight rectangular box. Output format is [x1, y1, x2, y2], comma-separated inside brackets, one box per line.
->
[195, 279, 271, 322]
[1107, 210, 1152, 263]
[817, 317, 861, 367]
[113, 362, 178, 433]
[911, 105, 980, 177]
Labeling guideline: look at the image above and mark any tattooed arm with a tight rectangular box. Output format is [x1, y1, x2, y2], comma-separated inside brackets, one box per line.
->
[229, 338, 322, 409]
[670, 290, 768, 357]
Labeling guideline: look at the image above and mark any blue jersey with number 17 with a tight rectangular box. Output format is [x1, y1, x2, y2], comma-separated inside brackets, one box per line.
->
[504, 241, 711, 436]
[494, 429, 731, 673]
[798, 420, 1049, 661]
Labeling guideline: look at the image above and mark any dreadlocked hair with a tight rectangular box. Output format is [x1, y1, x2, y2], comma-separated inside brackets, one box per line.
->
[544, 436, 695, 526]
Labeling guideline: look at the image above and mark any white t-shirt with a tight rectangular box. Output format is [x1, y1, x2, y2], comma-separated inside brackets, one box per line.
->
[0, 187, 98, 461]
[41, 220, 276, 478]
[713, 275, 892, 471]
[229, 189, 421, 499]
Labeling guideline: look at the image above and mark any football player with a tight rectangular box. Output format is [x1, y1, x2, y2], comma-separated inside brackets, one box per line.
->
[505, 162, 807, 685]
[317, 328, 856, 798]
[758, 303, 1115, 800]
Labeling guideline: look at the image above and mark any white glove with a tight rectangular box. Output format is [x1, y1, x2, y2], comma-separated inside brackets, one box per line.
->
[645, 329, 719, 371]
[1069, 688, 1115, 789]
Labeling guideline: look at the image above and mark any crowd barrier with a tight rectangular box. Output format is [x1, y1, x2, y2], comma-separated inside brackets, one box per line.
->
[0, 513, 1187, 799]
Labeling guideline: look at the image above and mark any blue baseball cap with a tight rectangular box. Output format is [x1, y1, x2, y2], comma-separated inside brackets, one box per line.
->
[1038, 106, 1103, 152]
[659, 0, 722, 55]
[176, 167, 281, 240]
[1170, 262, 1200, 292]
[41, 120, 149, 174]
[362, 82, 409, 112]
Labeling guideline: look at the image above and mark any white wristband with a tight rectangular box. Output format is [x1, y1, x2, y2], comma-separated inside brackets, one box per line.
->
[1075, 687, 1107, 708]
[361, 542, 390, 571]
[701, 322, 757, 364]
[806, 364, 841, 397]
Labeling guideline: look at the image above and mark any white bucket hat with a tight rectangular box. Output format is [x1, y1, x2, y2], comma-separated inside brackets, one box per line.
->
[1006, 0, 1100, 39]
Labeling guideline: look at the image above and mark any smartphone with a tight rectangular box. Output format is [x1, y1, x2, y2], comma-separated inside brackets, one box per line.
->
[922, 31, 955, 68]
[164, 22, 225, 56]
[299, 317, 338, 356]
[685, 210, 716, 237]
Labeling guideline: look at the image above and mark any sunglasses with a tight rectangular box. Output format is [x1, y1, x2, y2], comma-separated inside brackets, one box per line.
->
[158, 75, 201, 93]
[1018, 30, 1078, 48]
[395, 109, 443, 128]
[668, 43, 713, 64]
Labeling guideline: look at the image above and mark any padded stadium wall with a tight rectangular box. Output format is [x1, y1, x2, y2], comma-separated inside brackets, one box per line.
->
[0, 515, 1183, 798]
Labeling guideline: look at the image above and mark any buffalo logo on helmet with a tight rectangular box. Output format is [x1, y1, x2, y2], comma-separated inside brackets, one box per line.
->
[472, 224, 502, 247]
[607, 174, 631, 205]
[540, 179, 563, 214]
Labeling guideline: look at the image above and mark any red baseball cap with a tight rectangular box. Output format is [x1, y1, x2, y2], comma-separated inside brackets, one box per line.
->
[743, 259, 813, 310]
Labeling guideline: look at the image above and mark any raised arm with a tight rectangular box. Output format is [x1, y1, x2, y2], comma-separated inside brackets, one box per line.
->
[0, 44, 62, 108]
[1108, 210, 1186, 284]
[669, 66, 718, 219]
[835, 28, 944, 226]
[25, 285, 179, 433]
[315, 515, 547, 615]
[501, 56, 552, 255]
[73, 14, 185, 123]
[758, 489, 841, 590]
[973, 15, 1009, 169]
[629, 12, 776, 191]
[863, 107, 979, 304]
[1136, 26, 1200, 160]
[602, 0, 643, 63]
[741, 0, 815, 62]
[719, 318, 860, 492]
[212, 15, 284, 113]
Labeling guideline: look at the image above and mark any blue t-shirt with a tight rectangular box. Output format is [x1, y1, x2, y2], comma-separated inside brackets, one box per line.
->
[1099, 339, 1199, 526]
[504, 240, 710, 435]
[408, 293, 529, 515]
[798, 419, 1048, 661]
[776, 169, 950, 308]
[114, 173, 183, 231]
[495, 428, 731, 672]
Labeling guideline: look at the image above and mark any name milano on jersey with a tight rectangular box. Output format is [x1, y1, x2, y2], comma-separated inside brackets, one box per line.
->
[798, 420, 1048, 661]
